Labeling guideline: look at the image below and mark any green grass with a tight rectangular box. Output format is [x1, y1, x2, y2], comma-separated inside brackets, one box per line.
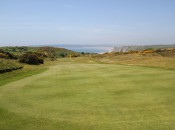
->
[0, 64, 47, 87]
[0, 62, 175, 129]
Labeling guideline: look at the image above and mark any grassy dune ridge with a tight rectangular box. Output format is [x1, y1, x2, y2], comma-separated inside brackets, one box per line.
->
[92, 55, 175, 70]
[0, 59, 175, 129]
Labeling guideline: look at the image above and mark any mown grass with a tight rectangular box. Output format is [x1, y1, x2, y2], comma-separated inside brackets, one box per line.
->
[0, 63, 48, 87]
[0, 58, 59, 87]
[0, 61, 175, 130]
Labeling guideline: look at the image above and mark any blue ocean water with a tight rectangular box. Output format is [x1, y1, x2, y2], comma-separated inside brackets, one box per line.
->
[47, 44, 114, 53]
[64, 47, 108, 53]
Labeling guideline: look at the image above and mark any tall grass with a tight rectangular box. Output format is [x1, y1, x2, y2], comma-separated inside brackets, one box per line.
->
[0, 59, 23, 73]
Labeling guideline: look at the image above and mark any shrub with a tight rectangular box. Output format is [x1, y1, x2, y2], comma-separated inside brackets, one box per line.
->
[0, 53, 9, 59]
[19, 52, 44, 65]
[0, 59, 23, 73]
[58, 52, 67, 57]
[0, 49, 17, 59]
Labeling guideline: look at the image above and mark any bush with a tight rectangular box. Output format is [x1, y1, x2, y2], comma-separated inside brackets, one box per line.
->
[0, 53, 9, 59]
[0, 59, 23, 73]
[19, 52, 44, 65]
[58, 52, 67, 57]
[0, 49, 17, 59]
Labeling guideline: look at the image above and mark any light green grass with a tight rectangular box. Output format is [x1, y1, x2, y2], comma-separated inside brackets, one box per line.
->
[0, 62, 175, 129]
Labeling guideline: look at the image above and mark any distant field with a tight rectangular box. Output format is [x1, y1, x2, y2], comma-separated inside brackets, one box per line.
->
[0, 60, 175, 130]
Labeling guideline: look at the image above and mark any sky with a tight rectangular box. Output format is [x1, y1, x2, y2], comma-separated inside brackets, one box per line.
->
[0, 0, 175, 46]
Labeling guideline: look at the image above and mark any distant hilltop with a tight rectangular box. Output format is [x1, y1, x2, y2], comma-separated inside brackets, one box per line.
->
[113, 44, 175, 52]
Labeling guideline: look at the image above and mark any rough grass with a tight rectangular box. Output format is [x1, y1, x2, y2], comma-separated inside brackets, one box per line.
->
[0, 61, 175, 130]
[0, 59, 23, 73]
[93, 54, 175, 70]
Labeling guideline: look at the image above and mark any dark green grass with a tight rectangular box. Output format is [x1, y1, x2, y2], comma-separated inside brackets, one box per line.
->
[0, 66, 47, 87]
[0, 63, 175, 129]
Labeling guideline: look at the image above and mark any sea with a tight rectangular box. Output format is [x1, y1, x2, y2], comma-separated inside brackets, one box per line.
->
[64, 47, 113, 53]
[32, 44, 114, 54]
[54, 45, 114, 54]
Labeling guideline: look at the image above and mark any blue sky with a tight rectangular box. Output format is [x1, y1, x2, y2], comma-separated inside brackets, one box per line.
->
[0, 0, 175, 46]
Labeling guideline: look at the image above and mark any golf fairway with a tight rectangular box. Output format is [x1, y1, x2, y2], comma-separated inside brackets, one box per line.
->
[0, 63, 175, 130]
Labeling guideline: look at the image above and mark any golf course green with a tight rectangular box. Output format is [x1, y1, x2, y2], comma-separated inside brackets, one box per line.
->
[0, 62, 175, 130]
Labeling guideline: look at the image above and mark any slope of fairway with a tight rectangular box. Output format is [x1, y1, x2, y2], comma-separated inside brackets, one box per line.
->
[0, 63, 175, 130]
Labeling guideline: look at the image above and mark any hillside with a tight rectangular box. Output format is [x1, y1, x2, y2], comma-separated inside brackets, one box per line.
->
[0, 46, 80, 58]
[37, 46, 80, 58]
[0, 46, 80, 73]
[112, 48, 175, 57]
[113, 44, 175, 52]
